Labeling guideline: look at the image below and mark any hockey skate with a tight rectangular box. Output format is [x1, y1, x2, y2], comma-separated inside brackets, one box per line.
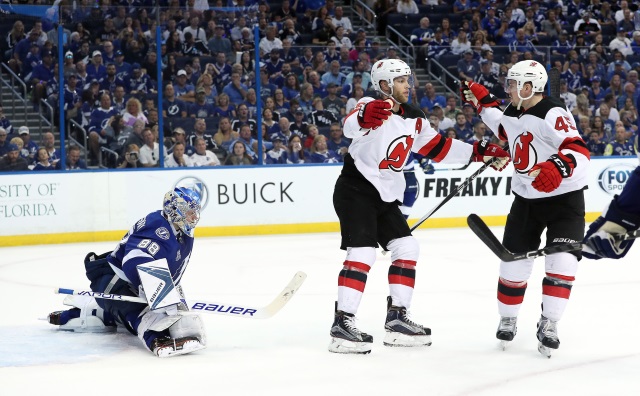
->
[328, 305, 373, 354]
[150, 335, 206, 358]
[536, 315, 560, 358]
[496, 316, 517, 350]
[47, 296, 116, 333]
[383, 296, 432, 347]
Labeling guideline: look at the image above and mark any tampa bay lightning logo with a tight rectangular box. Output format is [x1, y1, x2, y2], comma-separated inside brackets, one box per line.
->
[174, 176, 209, 210]
[155, 227, 170, 240]
[167, 104, 180, 116]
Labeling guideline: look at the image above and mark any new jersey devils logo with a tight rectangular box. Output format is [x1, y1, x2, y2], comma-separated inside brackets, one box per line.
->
[512, 131, 537, 174]
[379, 135, 414, 172]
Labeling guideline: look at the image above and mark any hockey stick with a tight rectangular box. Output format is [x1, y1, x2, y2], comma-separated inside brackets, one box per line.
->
[55, 271, 307, 319]
[547, 67, 561, 99]
[410, 159, 496, 232]
[467, 214, 640, 262]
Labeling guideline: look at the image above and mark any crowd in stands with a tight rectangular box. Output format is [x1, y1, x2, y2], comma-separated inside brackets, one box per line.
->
[384, 0, 640, 156]
[0, 0, 639, 172]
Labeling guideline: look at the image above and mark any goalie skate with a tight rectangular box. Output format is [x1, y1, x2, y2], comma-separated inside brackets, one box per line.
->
[47, 295, 116, 333]
[496, 316, 517, 350]
[383, 297, 431, 347]
[151, 336, 206, 358]
[328, 308, 373, 355]
[536, 315, 560, 359]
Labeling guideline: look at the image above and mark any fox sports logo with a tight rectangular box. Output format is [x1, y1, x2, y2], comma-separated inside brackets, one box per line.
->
[174, 176, 209, 210]
[597, 164, 636, 195]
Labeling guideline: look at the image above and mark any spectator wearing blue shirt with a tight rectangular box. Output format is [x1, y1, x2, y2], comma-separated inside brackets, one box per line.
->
[0, 128, 9, 157]
[551, 31, 573, 55]
[419, 82, 446, 113]
[211, 52, 232, 92]
[587, 76, 607, 107]
[321, 60, 347, 87]
[86, 51, 107, 81]
[0, 106, 13, 136]
[457, 49, 481, 82]
[113, 50, 132, 80]
[173, 69, 195, 103]
[427, 28, 451, 61]
[327, 123, 350, 160]
[308, 71, 328, 98]
[88, 93, 119, 135]
[189, 87, 217, 118]
[18, 126, 38, 163]
[562, 61, 584, 91]
[309, 134, 341, 163]
[586, 130, 606, 156]
[410, 17, 434, 47]
[99, 63, 122, 93]
[604, 126, 637, 156]
[453, 113, 473, 141]
[508, 28, 540, 55]
[122, 63, 155, 96]
[22, 43, 41, 80]
[496, 18, 517, 46]
[481, 7, 501, 39]
[162, 83, 188, 118]
[30, 50, 55, 108]
[222, 72, 248, 106]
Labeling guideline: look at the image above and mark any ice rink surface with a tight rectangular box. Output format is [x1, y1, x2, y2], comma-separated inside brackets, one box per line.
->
[1, 226, 639, 396]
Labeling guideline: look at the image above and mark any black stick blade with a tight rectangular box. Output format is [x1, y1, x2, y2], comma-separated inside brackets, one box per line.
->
[467, 214, 514, 261]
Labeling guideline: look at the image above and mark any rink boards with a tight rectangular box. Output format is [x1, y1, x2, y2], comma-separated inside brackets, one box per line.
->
[0, 157, 637, 246]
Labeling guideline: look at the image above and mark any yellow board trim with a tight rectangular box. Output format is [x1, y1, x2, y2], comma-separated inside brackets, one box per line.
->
[0, 212, 602, 247]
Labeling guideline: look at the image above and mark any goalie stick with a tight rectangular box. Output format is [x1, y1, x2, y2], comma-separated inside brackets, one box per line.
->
[55, 271, 307, 319]
[467, 214, 640, 262]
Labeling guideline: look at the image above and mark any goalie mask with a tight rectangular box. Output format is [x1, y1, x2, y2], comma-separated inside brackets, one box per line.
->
[505, 60, 548, 107]
[371, 59, 414, 102]
[163, 187, 201, 237]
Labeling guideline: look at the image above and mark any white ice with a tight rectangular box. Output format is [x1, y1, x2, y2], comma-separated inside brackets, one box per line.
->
[1, 226, 639, 396]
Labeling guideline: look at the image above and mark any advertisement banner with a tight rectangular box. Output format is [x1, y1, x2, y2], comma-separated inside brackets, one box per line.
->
[0, 157, 637, 245]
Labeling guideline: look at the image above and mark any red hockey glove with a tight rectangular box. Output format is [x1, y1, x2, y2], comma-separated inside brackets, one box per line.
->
[528, 153, 576, 193]
[460, 81, 500, 113]
[357, 99, 392, 129]
[472, 140, 511, 171]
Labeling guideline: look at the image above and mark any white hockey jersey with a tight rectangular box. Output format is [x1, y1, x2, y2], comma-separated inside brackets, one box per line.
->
[342, 97, 473, 203]
[480, 96, 590, 199]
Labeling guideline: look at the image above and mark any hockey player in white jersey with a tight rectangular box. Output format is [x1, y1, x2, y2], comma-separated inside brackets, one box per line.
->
[461, 61, 591, 357]
[329, 59, 510, 354]
[47, 187, 207, 358]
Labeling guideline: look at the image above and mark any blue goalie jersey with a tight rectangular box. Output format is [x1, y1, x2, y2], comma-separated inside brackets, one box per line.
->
[108, 210, 194, 289]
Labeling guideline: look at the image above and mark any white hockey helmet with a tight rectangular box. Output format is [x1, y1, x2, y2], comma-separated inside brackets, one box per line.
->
[370, 59, 413, 99]
[505, 60, 548, 108]
[506, 60, 548, 94]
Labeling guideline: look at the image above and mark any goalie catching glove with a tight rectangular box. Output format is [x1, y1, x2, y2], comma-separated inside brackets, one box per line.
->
[460, 81, 501, 113]
[357, 99, 392, 129]
[471, 140, 510, 171]
[528, 153, 575, 193]
[582, 196, 640, 260]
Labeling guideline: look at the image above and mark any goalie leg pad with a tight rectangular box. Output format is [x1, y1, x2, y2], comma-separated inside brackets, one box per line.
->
[137, 309, 207, 357]
[168, 313, 207, 346]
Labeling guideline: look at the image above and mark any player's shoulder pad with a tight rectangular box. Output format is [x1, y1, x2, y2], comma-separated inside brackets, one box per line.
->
[528, 96, 568, 120]
[399, 103, 426, 119]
